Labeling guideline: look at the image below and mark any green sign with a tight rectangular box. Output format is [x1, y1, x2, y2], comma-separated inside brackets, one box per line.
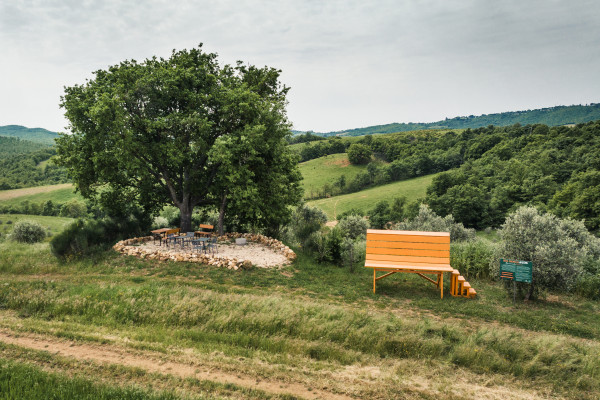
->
[499, 259, 532, 283]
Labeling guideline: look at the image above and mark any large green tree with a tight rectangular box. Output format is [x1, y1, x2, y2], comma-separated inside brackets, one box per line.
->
[56, 46, 301, 233]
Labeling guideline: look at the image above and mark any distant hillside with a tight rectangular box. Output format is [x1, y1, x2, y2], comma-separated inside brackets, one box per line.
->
[299, 103, 600, 137]
[0, 136, 49, 158]
[0, 125, 59, 145]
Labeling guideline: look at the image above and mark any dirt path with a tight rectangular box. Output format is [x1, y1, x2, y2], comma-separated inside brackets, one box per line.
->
[0, 183, 73, 200]
[0, 329, 353, 400]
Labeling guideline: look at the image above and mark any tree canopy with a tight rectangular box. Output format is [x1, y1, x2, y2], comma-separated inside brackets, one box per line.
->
[56, 46, 302, 234]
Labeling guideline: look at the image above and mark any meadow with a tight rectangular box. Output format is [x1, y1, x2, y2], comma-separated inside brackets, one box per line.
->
[0, 183, 79, 205]
[0, 214, 74, 237]
[307, 174, 437, 220]
[0, 224, 598, 399]
[298, 153, 368, 196]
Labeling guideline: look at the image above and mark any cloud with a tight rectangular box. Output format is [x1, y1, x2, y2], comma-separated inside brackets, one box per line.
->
[0, 0, 599, 132]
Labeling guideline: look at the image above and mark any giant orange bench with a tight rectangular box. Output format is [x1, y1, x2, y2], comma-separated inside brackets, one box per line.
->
[365, 229, 476, 299]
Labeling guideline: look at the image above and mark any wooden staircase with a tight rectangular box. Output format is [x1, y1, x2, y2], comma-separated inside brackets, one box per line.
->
[450, 269, 477, 298]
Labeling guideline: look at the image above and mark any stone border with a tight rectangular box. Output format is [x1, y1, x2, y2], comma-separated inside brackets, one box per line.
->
[112, 232, 296, 270]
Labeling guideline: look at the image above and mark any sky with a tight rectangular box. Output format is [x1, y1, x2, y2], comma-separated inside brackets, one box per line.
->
[1, 0, 599, 133]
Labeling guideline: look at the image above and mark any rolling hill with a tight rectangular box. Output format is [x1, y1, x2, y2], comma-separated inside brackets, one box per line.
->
[297, 103, 600, 137]
[0, 125, 59, 145]
[308, 173, 436, 220]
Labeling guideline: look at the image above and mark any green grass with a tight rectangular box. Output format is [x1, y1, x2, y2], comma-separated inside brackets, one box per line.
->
[0, 236, 599, 398]
[308, 173, 437, 219]
[0, 214, 74, 238]
[0, 357, 189, 400]
[298, 153, 368, 196]
[0, 184, 80, 207]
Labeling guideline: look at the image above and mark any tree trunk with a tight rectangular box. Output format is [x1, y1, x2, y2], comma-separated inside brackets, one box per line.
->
[524, 282, 534, 302]
[179, 201, 193, 233]
[217, 191, 227, 235]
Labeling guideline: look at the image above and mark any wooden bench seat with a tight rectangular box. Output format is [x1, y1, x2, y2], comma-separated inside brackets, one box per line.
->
[365, 229, 453, 298]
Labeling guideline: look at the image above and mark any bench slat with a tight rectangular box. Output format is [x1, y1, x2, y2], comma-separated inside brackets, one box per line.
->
[367, 229, 450, 237]
[366, 254, 450, 264]
[367, 233, 450, 244]
[367, 248, 449, 257]
[366, 262, 453, 272]
[366, 240, 450, 250]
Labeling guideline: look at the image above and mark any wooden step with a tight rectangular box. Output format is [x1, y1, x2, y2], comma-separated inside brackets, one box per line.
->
[462, 281, 471, 297]
[451, 270, 460, 296]
[457, 276, 465, 296]
[467, 287, 477, 298]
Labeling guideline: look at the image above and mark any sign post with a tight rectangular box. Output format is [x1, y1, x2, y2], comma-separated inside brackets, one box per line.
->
[499, 259, 532, 303]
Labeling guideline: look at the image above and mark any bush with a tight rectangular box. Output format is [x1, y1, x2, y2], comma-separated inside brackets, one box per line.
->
[341, 238, 366, 272]
[51, 215, 151, 259]
[499, 206, 600, 299]
[59, 199, 87, 218]
[290, 204, 327, 247]
[367, 201, 391, 229]
[575, 257, 600, 300]
[451, 238, 498, 280]
[152, 216, 169, 229]
[11, 220, 47, 244]
[336, 208, 365, 221]
[347, 143, 372, 165]
[393, 204, 475, 242]
[338, 215, 369, 240]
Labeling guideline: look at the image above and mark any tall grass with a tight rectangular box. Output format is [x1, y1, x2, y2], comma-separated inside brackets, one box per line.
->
[0, 358, 184, 400]
[0, 277, 599, 395]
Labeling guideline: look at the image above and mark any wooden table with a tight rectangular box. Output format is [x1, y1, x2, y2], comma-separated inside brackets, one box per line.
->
[150, 228, 172, 245]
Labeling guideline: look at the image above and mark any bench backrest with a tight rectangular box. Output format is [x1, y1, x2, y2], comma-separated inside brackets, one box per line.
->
[166, 228, 180, 236]
[198, 224, 214, 231]
[366, 229, 450, 267]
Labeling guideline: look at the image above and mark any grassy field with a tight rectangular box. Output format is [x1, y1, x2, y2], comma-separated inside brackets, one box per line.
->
[0, 236, 598, 399]
[0, 214, 74, 238]
[0, 183, 80, 206]
[299, 153, 368, 196]
[308, 173, 437, 219]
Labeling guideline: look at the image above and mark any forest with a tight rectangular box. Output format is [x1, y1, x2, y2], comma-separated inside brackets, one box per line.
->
[300, 121, 600, 234]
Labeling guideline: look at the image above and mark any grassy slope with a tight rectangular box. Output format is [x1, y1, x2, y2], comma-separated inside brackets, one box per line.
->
[0, 240, 598, 399]
[299, 153, 367, 195]
[308, 173, 437, 219]
[0, 214, 74, 237]
[0, 183, 80, 206]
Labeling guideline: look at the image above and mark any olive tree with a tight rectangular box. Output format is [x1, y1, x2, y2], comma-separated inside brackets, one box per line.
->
[57, 46, 301, 233]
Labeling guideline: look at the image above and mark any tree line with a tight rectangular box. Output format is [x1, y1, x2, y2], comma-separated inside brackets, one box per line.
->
[0, 147, 69, 190]
[426, 121, 600, 232]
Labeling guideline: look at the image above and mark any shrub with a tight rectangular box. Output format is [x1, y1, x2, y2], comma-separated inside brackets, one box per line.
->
[367, 200, 391, 229]
[325, 227, 344, 264]
[338, 215, 369, 240]
[152, 216, 169, 229]
[336, 208, 365, 221]
[341, 238, 366, 272]
[59, 199, 88, 218]
[290, 204, 327, 247]
[51, 215, 151, 259]
[306, 231, 329, 263]
[575, 257, 600, 300]
[393, 204, 475, 242]
[451, 238, 498, 280]
[11, 220, 47, 244]
[347, 143, 372, 165]
[499, 206, 600, 299]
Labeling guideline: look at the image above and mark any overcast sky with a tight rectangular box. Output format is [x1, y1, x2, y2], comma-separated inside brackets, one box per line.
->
[1, 0, 599, 133]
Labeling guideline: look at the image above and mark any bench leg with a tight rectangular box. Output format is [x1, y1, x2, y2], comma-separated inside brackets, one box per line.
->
[440, 273, 444, 299]
[373, 269, 376, 294]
